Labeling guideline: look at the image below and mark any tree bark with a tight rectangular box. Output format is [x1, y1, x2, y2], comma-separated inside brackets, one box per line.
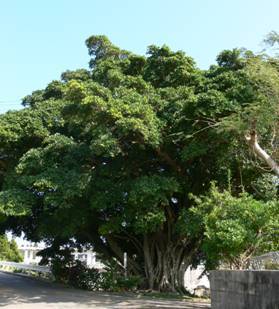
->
[142, 233, 194, 293]
[143, 235, 155, 290]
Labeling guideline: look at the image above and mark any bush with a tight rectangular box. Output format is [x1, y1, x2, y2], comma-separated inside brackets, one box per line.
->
[98, 271, 141, 292]
[49, 250, 142, 292]
[68, 261, 100, 290]
[51, 257, 142, 291]
[116, 275, 142, 291]
[51, 258, 100, 290]
[0, 235, 23, 262]
[98, 259, 142, 291]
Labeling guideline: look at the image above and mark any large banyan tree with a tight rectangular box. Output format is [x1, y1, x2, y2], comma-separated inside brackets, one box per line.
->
[0, 35, 278, 291]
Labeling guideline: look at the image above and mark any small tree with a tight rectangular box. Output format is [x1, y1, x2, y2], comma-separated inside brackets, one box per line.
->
[187, 184, 279, 270]
[0, 235, 23, 262]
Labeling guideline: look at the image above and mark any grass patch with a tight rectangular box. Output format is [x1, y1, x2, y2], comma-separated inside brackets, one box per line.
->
[139, 291, 209, 302]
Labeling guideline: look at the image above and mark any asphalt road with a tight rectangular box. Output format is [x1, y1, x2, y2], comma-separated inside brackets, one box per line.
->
[0, 271, 210, 308]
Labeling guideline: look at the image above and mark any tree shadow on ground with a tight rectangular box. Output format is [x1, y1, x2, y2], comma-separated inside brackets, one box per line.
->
[0, 271, 210, 308]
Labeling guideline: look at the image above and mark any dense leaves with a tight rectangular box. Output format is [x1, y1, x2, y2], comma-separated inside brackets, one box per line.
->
[187, 184, 279, 270]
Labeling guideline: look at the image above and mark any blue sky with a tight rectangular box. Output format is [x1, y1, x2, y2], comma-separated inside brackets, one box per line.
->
[1, 0, 279, 114]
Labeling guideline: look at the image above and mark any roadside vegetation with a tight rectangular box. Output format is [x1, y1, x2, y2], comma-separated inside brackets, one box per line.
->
[0, 235, 23, 262]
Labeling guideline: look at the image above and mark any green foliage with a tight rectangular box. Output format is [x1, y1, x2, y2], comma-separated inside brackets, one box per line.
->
[144, 45, 196, 87]
[94, 270, 142, 292]
[128, 175, 180, 233]
[51, 253, 101, 290]
[187, 184, 279, 269]
[51, 252, 140, 291]
[68, 262, 100, 290]
[0, 235, 23, 262]
[251, 174, 278, 201]
[0, 34, 278, 290]
[263, 31, 279, 52]
[61, 69, 91, 82]
[86, 35, 130, 69]
[98, 260, 142, 291]
[216, 48, 246, 70]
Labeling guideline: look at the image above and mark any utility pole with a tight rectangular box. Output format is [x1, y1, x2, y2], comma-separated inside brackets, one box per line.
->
[124, 252, 127, 278]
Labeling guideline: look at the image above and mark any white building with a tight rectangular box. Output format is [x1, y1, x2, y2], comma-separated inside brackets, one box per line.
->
[17, 239, 104, 269]
[19, 241, 45, 265]
[71, 249, 104, 269]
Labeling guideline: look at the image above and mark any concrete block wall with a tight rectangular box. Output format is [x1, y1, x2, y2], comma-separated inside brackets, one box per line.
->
[210, 270, 279, 309]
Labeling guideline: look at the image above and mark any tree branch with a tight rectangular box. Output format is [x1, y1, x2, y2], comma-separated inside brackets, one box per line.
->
[155, 148, 183, 175]
[245, 130, 279, 177]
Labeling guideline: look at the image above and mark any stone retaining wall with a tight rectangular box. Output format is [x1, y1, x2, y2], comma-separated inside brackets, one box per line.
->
[210, 270, 279, 309]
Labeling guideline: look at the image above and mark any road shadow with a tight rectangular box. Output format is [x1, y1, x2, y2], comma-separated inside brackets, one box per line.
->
[0, 271, 210, 308]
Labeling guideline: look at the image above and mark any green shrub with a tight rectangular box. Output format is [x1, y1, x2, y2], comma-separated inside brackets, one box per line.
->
[116, 275, 142, 291]
[51, 257, 100, 290]
[51, 258, 72, 283]
[50, 252, 142, 291]
[98, 259, 142, 291]
[0, 235, 23, 262]
[98, 271, 141, 292]
[68, 261, 100, 290]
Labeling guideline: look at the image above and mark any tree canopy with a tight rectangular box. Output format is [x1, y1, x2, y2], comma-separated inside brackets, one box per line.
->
[0, 35, 278, 291]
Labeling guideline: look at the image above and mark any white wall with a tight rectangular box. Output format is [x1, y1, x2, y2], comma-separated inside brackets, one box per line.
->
[184, 265, 210, 293]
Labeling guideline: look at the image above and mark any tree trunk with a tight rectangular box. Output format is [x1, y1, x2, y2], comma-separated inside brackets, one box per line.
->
[143, 235, 155, 290]
[143, 234, 193, 293]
